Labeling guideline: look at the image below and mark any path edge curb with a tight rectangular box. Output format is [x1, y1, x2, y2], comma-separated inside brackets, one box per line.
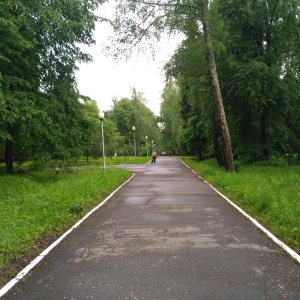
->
[0, 174, 135, 298]
[179, 159, 300, 264]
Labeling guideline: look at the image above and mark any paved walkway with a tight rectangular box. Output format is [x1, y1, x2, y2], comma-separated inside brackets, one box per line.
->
[3, 157, 300, 299]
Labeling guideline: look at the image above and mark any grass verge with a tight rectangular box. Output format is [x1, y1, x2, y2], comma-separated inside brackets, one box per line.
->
[76, 156, 151, 166]
[0, 166, 132, 287]
[181, 157, 300, 255]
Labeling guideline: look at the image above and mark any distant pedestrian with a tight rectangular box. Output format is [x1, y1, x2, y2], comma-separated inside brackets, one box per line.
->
[151, 150, 157, 163]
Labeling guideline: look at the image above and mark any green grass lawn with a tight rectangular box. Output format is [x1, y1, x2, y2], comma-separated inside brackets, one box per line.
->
[76, 155, 151, 166]
[0, 156, 150, 286]
[181, 157, 300, 255]
[0, 156, 151, 175]
[0, 156, 152, 287]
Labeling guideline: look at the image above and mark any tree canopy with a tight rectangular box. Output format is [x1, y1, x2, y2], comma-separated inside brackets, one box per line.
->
[108, 88, 161, 155]
[111, 0, 236, 170]
[1, 0, 299, 172]
[150, 0, 300, 164]
[0, 0, 104, 173]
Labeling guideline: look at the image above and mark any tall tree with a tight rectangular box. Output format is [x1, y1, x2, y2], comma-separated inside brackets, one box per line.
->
[160, 84, 182, 155]
[108, 89, 161, 155]
[163, 17, 224, 164]
[216, 0, 300, 161]
[112, 0, 235, 171]
[0, 0, 104, 173]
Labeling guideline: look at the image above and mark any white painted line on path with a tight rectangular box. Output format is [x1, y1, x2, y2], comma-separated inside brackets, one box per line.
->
[0, 174, 135, 298]
[180, 159, 300, 264]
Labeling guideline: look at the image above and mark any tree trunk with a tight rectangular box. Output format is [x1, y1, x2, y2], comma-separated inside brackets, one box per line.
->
[202, 14, 235, 172]
[5, 140, 13, 174]
[211, 111, 225, 168]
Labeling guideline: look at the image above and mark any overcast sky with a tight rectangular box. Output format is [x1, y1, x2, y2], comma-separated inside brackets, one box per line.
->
[75, 3, 182, 116]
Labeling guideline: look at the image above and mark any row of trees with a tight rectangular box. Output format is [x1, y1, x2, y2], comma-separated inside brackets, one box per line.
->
[2, 0, 299, 172]
[111, 0, 300, 168]
[85, 89, 161, 159]
[0, 0, 106, 173]
[0, 1, 161, 174]
[0, 0, 164, 173]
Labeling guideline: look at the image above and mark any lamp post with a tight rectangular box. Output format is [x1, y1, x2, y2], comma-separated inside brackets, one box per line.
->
[145, 136, 148, 156]
[151, 140, 153, 152]
[98, 112, 105, 172]
[132, 126, 136, 157]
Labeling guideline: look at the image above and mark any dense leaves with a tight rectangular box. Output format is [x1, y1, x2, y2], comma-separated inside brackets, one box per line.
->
[217, 0, 300, 160]
[160, 84, 182, 155]
[112, 0, 235, 170]
[108, 89, 161, 155]
[0, 0, 104, 172]
[1, 0, 299, 170]
[161, 0, 300, 164]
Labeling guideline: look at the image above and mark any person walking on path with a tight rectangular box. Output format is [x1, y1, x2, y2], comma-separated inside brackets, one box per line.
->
[151, 150, 157, 163]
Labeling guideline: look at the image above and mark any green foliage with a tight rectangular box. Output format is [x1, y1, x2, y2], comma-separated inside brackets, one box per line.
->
[160, 84, 182, 154]
[161, 0, 300, 163]
[0, 0, 104, 173]
[163, 23, 216, 159]
[108, 89, 161, 154]
[68, 201, 84, 215]
[102, 118, 125, 156]
[182, 157, 300, 253]
[216, 0, 300, 160]
[108, 97, 135, 144]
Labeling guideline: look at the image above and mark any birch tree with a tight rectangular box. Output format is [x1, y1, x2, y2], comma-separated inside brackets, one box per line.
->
[112, 0, 235, 171]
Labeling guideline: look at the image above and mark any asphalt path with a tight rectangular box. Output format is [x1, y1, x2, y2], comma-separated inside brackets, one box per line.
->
[3, 156, 300, 299]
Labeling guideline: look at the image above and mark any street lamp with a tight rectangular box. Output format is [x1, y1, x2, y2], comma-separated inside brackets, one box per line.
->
[145, 136, 148, 156]
[98, 112, 105, 172]
[132, 126, 136, 157]
[151, 140, 153, 152]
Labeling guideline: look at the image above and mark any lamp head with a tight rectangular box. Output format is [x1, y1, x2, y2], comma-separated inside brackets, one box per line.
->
[98, 112, 104, 121]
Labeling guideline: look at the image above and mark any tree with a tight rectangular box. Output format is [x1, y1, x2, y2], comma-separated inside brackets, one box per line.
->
[163, 20, 224, 164]
[111, 0, 235, 171]
[108, 97, 136, 147]
[80, 97, 103, 161]
[101, 118, 125, 157]
[216, 0, 300, 161]
[108, 89, 161, 155]
[0, 0, 104, 173]
[160, 84, 182, 155]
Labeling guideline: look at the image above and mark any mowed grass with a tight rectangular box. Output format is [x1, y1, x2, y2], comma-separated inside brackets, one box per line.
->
[0, 165, 133, 286]
[181, 157, 300, 254]
[73, 155, 151, 167]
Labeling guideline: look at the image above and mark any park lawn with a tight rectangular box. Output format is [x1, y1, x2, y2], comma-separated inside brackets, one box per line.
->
[76, 155, 151, 166]
[181, 157, 300, 255]
[0, 156, 151, 175]
[0, 166, 132, 287]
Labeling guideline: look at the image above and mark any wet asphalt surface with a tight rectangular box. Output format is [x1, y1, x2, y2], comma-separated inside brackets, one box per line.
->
[3, 156, 300, 299]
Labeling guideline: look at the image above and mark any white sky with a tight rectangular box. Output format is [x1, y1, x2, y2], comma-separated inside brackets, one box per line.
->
[75, 3, 182, 116]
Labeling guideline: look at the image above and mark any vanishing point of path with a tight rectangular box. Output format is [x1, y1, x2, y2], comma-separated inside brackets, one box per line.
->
[3, 157, 300, 299]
